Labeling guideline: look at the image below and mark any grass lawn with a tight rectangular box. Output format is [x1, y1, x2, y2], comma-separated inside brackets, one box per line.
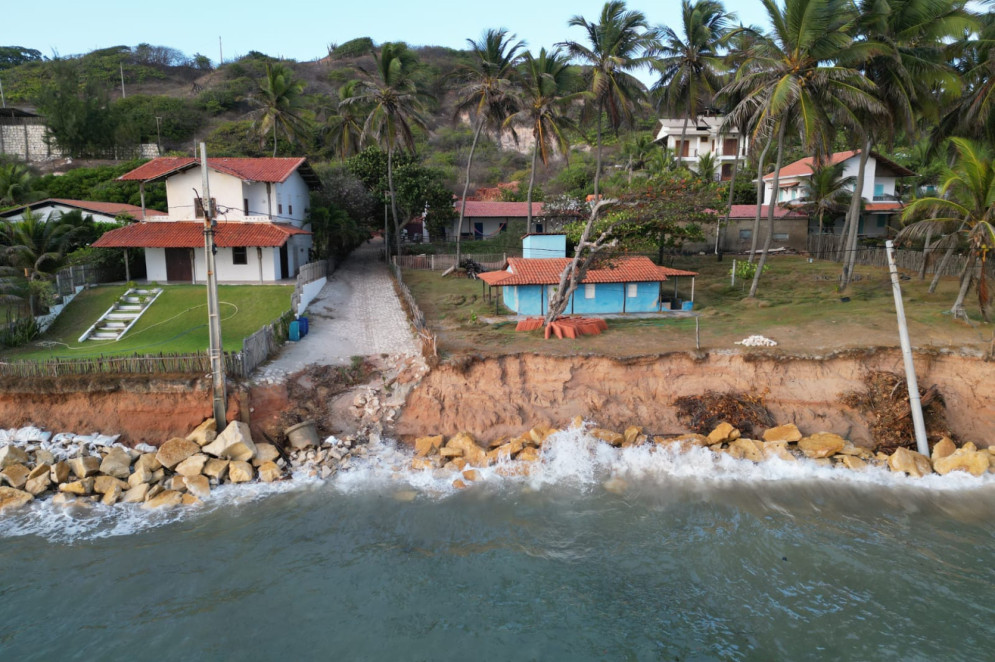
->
[5, 284, 293, 360]
[403, 255, 994, 357]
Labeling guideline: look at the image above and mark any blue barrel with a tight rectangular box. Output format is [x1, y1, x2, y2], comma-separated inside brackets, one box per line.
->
[288, 320, 301, 342]
[681, 301, 694, 311]
[298, 316, 309, 336]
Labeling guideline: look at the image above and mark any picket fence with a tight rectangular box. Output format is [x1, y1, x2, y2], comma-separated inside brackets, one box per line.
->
[388, 263, 437, 358]
[393, 253, 508, 272]
[806, 235, 994, 279]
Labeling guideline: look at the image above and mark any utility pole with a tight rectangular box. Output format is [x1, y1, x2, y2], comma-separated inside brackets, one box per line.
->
[219, 36, 223, 65]
[120, 64, 126, 98]
[200, 143, 227, 425]
[0, 77, 6, 107]
[155, 116, 163, 155]
[886, 240, 929, 456]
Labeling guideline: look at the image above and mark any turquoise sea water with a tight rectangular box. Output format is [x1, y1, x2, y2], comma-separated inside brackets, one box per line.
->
[2, 431, 994, 661]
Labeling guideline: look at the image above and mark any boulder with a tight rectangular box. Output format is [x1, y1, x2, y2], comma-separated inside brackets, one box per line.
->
[488, 439, 524, 463]
[762, 440, 797, 462]
[1, 464, 30, 489]
[101, 486, 122, 506]
[933, 448, 990, 477]
[409, 457, 435, 471]
[155, 438, 200, 470]
[182, 475, 211, 498]
[93, 475, 129, 495]
[202, 458, 229, 480]
[99, 448, 133, 479]
[517, 447, 540, 462]
[174, 453, 209, 477]
[69, 455, 100, 479]
[931, 437, 957, 462]
[251, 443, 281, 467]
[0, 486, 33, 513]
[59, 478, 95, 495]
[28, 464, 50, 480]
[181, 494, 201, 506]
[0, 445, 29, 469]
[201, 422, 257, 462]
[452, 479, 467, 490]
[142, 490, 183, 510]
[166, 476, 188, 492]
[439, 447, 463, 458]
[838, 441, 872, 458]
[414, 435, 444, 457]
[33, 449, 55, 466]
[603, 477, 628, 494]
[135, 453, 162, 473]
[257, 461, 281, 483]
[50, 461, 70, 484]
[569, 415, 585, 429]
[707, 422, 740, 445]
[444, 458, 468, 472]
[446, 433, 487, 466]
[728, 438, 765, 463]
[461, 469, 480, 482]
[591, 428, 625, 446]
[798, 433, 846, 459]
[51, 493, 75, 506]
[128, 464, 154, 488]
[24, 473, 51, 496]
[763, 424, 803, 443]
[121, 483, 149, 504]
[186, 418, 217, 446]
[227, 461, 254, 483]
[528, 425, 555, 445]
[889, 447, 933, 478]
[840, 456, 867, 471]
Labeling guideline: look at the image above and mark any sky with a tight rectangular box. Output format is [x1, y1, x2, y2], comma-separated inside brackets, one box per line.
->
[6, 0, 771, 65]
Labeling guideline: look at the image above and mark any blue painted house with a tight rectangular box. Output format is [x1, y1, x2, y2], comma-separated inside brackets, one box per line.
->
[479, 234, 698, 316]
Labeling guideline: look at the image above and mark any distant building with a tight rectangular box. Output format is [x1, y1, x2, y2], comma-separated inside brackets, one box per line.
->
[451, 201, 548, 239]
[0, 198, 167, 224]
[654, 115, 747, 180]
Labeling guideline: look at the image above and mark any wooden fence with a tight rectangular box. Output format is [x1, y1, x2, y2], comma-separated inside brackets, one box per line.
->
[393, 253, 509, 272]
[806, 234, 994, 280]
[388, 263, 437, 358]
[0, 351, 244, 379]
[240, 310, 295, 376]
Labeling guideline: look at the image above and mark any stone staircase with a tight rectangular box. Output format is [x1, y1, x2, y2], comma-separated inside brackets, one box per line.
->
[78, 287, 163, 343]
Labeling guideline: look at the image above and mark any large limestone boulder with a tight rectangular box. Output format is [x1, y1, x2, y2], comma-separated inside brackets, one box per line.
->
[227, 461, 254, 483]
[99, 448, 133, 479]
[121, 483, 149, 504]
[1, 464, 30, 489]
[174, 454, 209, 477]
[414, 435, 444, 457]
[0, 445, 29, 469]
[0, 486, 33, 513]
[93, 475, 129, 495]
[24, 472, 51, 496]
[840, 456, 867, 471]
[251, 444, 280, 468]
[101, 486, 122, 506]
[186, 418, 217, 446]
[142, 490, 183, 510]
[931, 437, 957, 462]
[135, 453, 162, 473]
[933, 448, 990, 477]
[128, 464, 154, 488]
[798, 433, 846, 459]
[762, 440, 796, 462]
[203, 458, 229, 480]
[69, 455, 100, 479]
[156, 438, 200, 470]
[446, 432, 487, 466]
[50, 461, 70, 484]
[763, 424, 803, 443]
[34, 449, 55, 466]
[889, 447, 933, 478]
[257, 461, 281, 483]
[182, 475, 211, 499]
[59, 478, 95, 495]
[202, 422, 257, 462]
[728, 438, 765, 463]
[707, 422, 741, 445]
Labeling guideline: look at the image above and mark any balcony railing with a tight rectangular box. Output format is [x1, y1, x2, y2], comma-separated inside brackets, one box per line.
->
[872, 194, 902, 202]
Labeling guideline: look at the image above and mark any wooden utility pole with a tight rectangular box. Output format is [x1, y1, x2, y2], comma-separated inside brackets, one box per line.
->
[886, 240, 928, 455]
[120, 64, 126, 98]
[200, 143, 227, 425]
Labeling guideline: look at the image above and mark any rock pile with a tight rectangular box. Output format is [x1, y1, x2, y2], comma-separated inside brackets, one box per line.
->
[0, 419, 292, 514]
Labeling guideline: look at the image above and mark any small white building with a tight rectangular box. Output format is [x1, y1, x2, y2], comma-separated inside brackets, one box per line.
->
[450, 201, 548, 239]
[654, 115, 747, 181]
[94, 157, 320, 282]
[0, 198, 167, 223]
[762, 150, 916, 237]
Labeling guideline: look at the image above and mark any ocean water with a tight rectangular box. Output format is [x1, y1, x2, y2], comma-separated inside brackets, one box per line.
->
[2, 429, 994, 661]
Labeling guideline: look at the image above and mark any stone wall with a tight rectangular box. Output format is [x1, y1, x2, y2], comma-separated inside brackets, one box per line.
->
[0, 122, 62, 161]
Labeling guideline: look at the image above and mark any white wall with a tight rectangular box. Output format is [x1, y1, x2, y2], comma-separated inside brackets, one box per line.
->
[144, 248, 168, 282]
[166, 168, 245, 219]
[273, 174, 310, 226]
[297, 277, 326, 315]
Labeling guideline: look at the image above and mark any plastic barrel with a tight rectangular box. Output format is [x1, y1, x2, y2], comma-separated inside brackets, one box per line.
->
[681, 301, 694, 311]
[298, 316, 309, 336]
[289, 320, 301, 342]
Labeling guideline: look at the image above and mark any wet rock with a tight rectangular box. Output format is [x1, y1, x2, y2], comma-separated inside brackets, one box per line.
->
[34, 449, 55, 466]
[0, 486, 33, 512]
[99, 448, 133, 479]
[798, 433, 846, 459]
[128, 464, 153, 487]
[445, 458, 469, 472]
[121, 483, 149, 504]
[101, 486, 122, 506]
[447, 432, 487, 466]
[147, 484, 164, 500]
[889, 447, 933, 478]
[488, 439, 524, 463]
[728, 438, 765, 463]
[186, 418, 217, 446]
[622, 426, 644, 447]
[461, 469, 480, 482]
[409, 457, 435, 471]
[143, 490, 183, 510]
[762, 440, 797, 462]
[175, 453, 209, 477]
[50, 461, 70, 485]
[166, 476, 188, 492]
[183, 475, 211, 498]
[707, 422, 741, 445]
[135, 453, 162, 473]
[51, 492, 75, 506]
[517, 447, 540, 462]
[763, 424, 803, 443]
[258, 461, 281, 483]
[933, 448, 990, 477]
[529, 425, 555, 445]
[203, 458, 229, 480]
[439, 446, 463, 458]
[227, 461, 254, 483]
[837, 441, 872, 458]
[592, 428, 625, 446]
[603, 477, 628, 494]
[69, 455, 100, 479]
[181, 494, 201, 506]
[60, 478, 95, 495]
[202, 421, 257, 462]
[931, 437, 957, 462]
[25, 472, 51, 496]
[393, 490, 417, 502]
[156, 438, 200, 470]
[452, 479, 467, 490]
[569, 415, 585, 430]
[1, 464, 30, 489]
[414, 435, 444, 457]
[93, 475, 129, 494]
[0, 445, 29, 469]
[840, 456, 867, 471]
[251, 443, 281, 467]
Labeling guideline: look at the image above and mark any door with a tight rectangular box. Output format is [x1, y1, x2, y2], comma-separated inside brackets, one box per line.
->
[474, 222, 484, 239]
[165, 248, 193, 282]
[279, 244, 289, 279]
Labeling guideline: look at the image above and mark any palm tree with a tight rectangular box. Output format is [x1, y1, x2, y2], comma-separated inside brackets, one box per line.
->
[323, 81, 366, 161]
[721, 0, 881, 297]
[790, 162, 853, 234]
[695, 151, 717, 181]
[0, 162, 47, 208]
[0, 210, 76, 315]
[937, 4, 993, 144]
[900, 138, 995, 320]
[621, 133, 654, 184]
[452, 29, 524, 261]
[504, 49, 581, 233]
[560, 1, 652, 199]
[254, 64, 308, 157]
[651, 0, 735, 163]
[342, 43, 427, 257]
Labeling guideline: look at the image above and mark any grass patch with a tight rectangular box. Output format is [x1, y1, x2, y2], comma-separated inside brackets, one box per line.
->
[5, 284, 293, 360]
[401, 269, 513, 326]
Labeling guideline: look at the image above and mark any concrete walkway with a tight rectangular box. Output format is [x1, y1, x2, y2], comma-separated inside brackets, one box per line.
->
[253, 238, 419, 382]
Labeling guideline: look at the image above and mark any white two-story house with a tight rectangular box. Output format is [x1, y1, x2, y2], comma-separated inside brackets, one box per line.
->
[762, 150, 916, 237]
[654, 115, 748, 181]
[94, 157, 320, 282]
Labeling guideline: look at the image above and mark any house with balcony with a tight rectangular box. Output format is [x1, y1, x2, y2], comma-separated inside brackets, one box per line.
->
[762, 150, 916, 237]
[654, 115, 747, 181]
[93, 157, 320, 282]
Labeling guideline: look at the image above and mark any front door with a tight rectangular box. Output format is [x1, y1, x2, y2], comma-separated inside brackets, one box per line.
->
[279, 244, 289, 279]
[165, 248, 193, 282]
[474, 222, 484, 239]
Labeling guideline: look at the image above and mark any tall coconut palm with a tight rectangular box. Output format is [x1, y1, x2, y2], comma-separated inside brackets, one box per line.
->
[343, 43, 428, 257]
[651, 0, 735, 164]
[721, 0, 881, 297]
[0, 210, 76, 314]
[323, 81, 366, 161]
[452, 29, 524, 261]
[0, 162, 47, 208]
[900, 138, 995, 320]
[937, 4, 993, 144]
[560, 1, 652, 199]
[254, 64, 308, 157]
[504, 48, 581, 232]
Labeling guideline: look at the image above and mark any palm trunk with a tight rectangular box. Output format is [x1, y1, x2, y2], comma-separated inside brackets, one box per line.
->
[716, 157, 738, 255]
[749, 139, 772, 263]
[594, 101, 604, 199]
[749, 119, 787, 298]
[840, 137, 872, 289]
[527, 138, 539, 233]
[917, 222, 935, 280]
[950, 251, 977, 318]
[273, 122, 278, 158]
[455, 117, 485, 264]
[387, 146, 402, 258]
[679, 108, 690, 165]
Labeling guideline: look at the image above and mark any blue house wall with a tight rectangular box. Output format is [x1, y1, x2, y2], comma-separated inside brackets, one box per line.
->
[503, 282, 661, 315]
[522, 234, 566, 258]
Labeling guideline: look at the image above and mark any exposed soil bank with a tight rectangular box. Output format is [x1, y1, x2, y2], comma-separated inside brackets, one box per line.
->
[396, 349, 994, 446]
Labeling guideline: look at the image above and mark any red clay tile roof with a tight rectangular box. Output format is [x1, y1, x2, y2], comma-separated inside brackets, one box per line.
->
[479, 256, 697, 286]
[92, 221, 309, 249]
[458, 201, 546, 218]
[763, 150, 916, 180]
[118, 157, 320, 188]
[727, 204, 806, 219]
[0, 198, 167, 219]
[865, 202, 904, 212]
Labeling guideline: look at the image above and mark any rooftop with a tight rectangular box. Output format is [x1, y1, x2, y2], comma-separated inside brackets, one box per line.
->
[763, 150, 917, 180]
[118, 157, 321, 189]
[479, 256, 697, 287]
[0, 198, 167, 220]
[92, 221, 310, 249]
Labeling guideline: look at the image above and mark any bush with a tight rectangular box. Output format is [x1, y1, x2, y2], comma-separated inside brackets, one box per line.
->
[331, 38, 375, 60]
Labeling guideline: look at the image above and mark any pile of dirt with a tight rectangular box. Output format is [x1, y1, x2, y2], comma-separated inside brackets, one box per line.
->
[673, 390, 775, 437]
[277, 359, 375, 440]
[841, 371, 949, 453]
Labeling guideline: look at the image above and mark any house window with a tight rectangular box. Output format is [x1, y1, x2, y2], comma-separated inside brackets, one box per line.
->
[876, 217, 886, 228]
[773, 232, 789, 241]
[874, 184, 884, 198]
[585, 284, 596, 299]
[723, 138, 739, 155]
[627, 283, 638, 298]
[244, 199, 249, 216]
[278, 203, 283, 215]
[232, 247, 248, 265]
[289, 204, 293, 215]
[740, 229, 752, 240]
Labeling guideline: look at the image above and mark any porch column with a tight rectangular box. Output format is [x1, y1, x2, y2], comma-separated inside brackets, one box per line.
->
[691, 277, 695, 303]
[622, 283, 627, 314]
[124, 249, 130, 282]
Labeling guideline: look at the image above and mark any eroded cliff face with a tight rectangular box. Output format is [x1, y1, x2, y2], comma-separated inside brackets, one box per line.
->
[396, 350, 994, 446]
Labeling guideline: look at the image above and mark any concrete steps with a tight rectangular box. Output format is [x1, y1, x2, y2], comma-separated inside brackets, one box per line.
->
[78, 287, 163, 343]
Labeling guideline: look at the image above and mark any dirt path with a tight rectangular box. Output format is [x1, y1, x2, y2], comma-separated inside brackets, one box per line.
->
[254, 239, 419, 383]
